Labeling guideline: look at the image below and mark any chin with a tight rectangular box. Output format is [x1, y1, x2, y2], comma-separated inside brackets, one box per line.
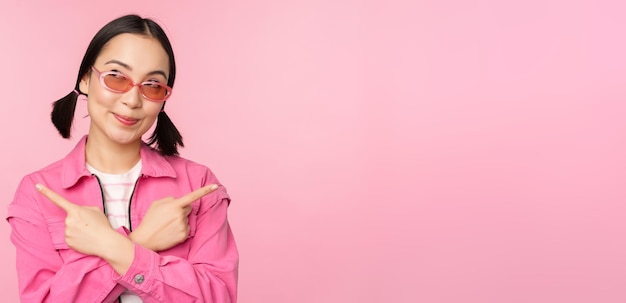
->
[107, 132, 144, 146]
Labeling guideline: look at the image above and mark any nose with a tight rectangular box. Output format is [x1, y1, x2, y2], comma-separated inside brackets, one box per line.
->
[121, 85, 143, 108]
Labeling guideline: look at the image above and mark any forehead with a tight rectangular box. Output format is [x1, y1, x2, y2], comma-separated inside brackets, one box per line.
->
[95, 33, 170, 76]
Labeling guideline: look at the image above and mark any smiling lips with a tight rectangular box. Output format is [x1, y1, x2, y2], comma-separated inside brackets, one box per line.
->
[113, 113, 139, 126]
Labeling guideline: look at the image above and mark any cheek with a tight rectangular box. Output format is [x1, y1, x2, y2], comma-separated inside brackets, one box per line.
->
[144, 103, 162, 122]
[86, 97, 105, 114]
[86, 89, 117, 109]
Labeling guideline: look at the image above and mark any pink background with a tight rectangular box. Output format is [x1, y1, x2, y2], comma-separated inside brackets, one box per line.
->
[1, 0, 625, 302]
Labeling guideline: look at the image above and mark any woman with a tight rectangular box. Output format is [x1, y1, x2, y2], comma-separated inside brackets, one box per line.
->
[6, 15, 238, 302]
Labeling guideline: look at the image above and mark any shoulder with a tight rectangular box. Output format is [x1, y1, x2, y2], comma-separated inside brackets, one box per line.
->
[165, 155, 231, 206]
[141, 144, 231, 206]
[141, 144, 218, 179]
[18, 157, 66, 190]
[167, 155, 212, 173]
[19, 136, 90, 189]
[9, 158, 67, 220]
[165, 155, 223, 185]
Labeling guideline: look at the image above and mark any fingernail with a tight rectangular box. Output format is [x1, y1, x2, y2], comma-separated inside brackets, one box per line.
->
[210, 184, 218, 191]
[35, 184, 43, 191]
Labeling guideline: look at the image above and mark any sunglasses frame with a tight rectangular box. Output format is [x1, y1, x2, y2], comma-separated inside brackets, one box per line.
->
[90, 66, 172, 102]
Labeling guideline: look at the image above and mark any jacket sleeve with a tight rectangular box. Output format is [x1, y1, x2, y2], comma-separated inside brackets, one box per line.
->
[6, 176, 124, 303]
[114, 189, 239, 303]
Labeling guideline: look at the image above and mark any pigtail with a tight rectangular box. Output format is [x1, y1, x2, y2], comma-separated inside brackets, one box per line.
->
[146, 107, 184, 156]
[51, 90, 81, 138]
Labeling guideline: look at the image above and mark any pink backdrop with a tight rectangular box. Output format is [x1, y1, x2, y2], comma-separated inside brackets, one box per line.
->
[1, 1, 625, 302]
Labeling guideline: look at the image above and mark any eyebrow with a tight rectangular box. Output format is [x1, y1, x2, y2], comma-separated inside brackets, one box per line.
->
[104, 59, 168, 79]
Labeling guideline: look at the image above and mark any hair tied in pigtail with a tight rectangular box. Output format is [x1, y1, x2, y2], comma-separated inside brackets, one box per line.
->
[147, 106, 184, 156]
[51, 90, 80, 138]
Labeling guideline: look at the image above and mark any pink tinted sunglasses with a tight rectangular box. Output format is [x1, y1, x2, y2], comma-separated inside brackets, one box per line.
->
[91, 66, 172, 102]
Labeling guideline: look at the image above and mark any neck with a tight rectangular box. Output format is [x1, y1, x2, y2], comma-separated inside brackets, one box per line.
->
[85, 135, 141, 174]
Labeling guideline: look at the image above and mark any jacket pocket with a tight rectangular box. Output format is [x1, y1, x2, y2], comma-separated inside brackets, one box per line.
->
[46, 218, 70, 250]
[187, 203, 200, 238]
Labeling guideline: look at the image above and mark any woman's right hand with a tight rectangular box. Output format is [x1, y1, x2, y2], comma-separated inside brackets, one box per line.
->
[130, 184, 218, 251]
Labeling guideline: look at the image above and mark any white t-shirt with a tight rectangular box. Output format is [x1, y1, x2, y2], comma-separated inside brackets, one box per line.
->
[87, 160, 143, 303]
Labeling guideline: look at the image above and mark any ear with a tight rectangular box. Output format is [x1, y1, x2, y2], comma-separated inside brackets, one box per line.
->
[79, 70, 91, 94]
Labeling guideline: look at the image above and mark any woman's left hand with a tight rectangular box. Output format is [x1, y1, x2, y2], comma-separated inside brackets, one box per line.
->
[129, 184, 219, 252]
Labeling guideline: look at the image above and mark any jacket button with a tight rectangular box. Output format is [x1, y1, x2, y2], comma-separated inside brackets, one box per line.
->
[134, 274, 145, 284]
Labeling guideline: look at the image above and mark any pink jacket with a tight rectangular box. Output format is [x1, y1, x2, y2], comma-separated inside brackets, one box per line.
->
[7, 136, 238, 302]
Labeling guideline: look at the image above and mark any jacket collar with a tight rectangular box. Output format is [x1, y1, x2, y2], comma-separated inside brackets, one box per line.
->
[61, 136, 176, 188]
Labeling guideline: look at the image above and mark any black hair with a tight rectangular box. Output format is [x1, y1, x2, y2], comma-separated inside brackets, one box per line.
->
[51, 14, 184, 156]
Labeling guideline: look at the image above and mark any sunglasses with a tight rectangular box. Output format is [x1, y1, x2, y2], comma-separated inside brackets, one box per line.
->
[91, 66, 172, 102]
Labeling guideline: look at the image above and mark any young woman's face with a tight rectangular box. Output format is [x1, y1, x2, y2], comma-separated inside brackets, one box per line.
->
[80, 33, 170, 146]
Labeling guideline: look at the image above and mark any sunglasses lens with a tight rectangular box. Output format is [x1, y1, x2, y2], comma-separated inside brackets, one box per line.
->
[141, 82, 169, 101]
[103, 74, 131, 92]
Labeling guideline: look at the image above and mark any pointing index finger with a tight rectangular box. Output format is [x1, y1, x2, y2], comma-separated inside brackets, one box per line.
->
[176, 184, 219, 208]
[36, 184, 77, 213]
